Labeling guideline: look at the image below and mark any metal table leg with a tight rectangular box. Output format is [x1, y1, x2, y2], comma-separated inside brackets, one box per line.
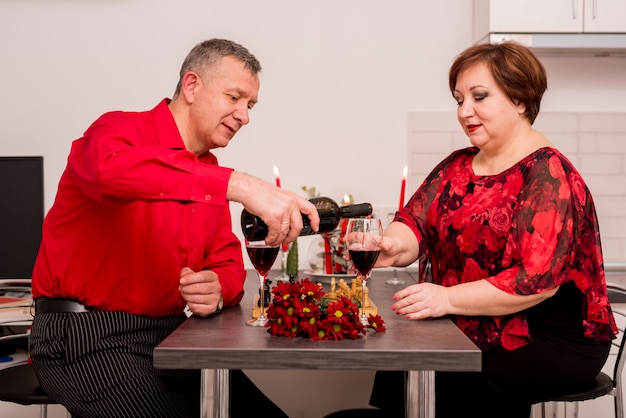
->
[406, 370, 435, 418]
[200, 369, 229, 418]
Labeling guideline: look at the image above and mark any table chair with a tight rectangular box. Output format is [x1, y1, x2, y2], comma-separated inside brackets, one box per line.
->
[0, 333, 57, 418]
[535, 282, 626, 418]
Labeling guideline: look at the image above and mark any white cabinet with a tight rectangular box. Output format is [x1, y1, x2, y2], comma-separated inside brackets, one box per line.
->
[583, 0, 626, 33]
[480, 0, 583, 34]
[474, 0, 626, 43]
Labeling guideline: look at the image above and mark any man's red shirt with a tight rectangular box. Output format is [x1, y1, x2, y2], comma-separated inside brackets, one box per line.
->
[32, 99, 246, 317]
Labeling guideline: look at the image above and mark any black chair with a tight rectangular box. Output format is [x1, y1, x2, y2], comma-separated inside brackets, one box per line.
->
[534, 282, 626, 418]
[323, 408, 387, 417]
[0, 333, 57, 418]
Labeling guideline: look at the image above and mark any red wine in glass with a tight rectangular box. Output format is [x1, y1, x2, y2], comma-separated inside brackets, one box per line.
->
[246, 243, 279, 327]
[345, 218, 383, 326]
[247, 246, 279, 276]
[349, 249, 381, 277]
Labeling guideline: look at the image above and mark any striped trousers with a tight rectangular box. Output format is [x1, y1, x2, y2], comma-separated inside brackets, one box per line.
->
[30, 310, 288, 418]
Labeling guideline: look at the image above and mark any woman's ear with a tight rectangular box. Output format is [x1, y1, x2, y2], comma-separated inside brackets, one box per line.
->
[512, 99, 526, 115]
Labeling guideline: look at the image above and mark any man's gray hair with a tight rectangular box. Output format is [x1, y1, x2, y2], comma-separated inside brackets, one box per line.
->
[174, 38, 261, 96]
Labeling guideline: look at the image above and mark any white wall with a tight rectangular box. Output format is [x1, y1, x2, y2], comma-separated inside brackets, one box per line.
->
[2, 2, 626, 417]
[2, 1, 626, 269]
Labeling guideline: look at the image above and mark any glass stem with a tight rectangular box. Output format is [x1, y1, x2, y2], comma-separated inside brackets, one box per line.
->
[361, 277, 368, 322]
[258, 273, 266, 320]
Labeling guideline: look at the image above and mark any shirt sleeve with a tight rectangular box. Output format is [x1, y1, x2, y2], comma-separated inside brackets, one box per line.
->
[68, 111, 231, 206]
[204, 202, 246, 307]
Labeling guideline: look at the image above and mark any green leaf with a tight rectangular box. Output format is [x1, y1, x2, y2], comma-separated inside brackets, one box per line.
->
[286, 240, 298, 276]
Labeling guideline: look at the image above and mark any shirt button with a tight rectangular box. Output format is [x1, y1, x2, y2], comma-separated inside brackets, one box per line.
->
[204, 195, 211, 201]
[159, 192, 165, 197]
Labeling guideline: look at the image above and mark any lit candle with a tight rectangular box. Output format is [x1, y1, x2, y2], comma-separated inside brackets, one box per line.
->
[273, 166, 281, 188]
[399, 165, 407, 211]
[343, 194, 350, 206]
[273, 166, 290, 252]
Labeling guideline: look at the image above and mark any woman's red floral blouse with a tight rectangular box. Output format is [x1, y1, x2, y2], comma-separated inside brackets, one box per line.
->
[396, 147, 618, 351]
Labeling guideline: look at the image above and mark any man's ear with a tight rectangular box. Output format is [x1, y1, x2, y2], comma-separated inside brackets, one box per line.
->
[180, 72, 201, 104]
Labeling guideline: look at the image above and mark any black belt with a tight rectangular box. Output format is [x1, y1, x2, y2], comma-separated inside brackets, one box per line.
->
[35, 298, 92, 314]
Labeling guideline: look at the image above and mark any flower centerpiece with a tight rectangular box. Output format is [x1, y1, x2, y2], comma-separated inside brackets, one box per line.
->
[265, 277, 386, 340]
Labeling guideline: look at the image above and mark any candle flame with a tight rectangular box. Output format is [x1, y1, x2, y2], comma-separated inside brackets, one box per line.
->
[402, 165, 408, 178]
[343, 194, 350, 205]
[274, 166, 280, 177]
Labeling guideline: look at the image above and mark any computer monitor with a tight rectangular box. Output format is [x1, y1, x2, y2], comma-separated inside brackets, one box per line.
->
[0, 156, 44, 279]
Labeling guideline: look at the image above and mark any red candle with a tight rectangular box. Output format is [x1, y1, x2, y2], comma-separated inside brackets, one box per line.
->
[340, 194, 350, 244]
[273, 166, 281, 188]
[324, 234, 332, 274]
[399, 165, 407, 211]
[273, 166, 289, 252]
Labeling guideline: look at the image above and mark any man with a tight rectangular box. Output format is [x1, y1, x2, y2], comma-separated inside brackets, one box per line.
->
[30, 38, 318, 417]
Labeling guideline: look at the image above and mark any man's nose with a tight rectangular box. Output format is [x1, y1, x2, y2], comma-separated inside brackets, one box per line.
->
[233, 106, 250, 125]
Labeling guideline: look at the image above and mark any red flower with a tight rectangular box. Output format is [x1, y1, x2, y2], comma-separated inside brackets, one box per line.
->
[265, 303, 299, 337]
[264, 278, 381, 340]
[298, 278, 325, 301]
[271, 281, 296, 307]
[368, 314, 386, 332]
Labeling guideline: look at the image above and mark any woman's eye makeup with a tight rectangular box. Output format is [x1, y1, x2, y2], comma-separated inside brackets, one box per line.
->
[454, 92, 488, 106]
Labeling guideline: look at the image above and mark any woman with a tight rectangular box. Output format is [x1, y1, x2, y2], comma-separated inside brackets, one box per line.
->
[371, 42, 618, 417]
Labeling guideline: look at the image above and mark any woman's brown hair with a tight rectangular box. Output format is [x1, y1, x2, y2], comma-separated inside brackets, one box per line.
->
[448, 41, 547, 124]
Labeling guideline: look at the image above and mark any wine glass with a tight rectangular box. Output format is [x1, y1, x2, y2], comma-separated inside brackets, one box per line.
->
[346, 218, 383, 326]
[384, 212, 405, 286]
[276, 242, 291, 282]
[245, 239, 280, 327]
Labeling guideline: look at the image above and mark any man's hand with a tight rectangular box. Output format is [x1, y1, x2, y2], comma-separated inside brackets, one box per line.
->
[227, 171, 320, 246]
[179, 267, 222, 317]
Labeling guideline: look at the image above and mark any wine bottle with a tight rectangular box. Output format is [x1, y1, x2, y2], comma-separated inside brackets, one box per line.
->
[241, 197, 373, 241]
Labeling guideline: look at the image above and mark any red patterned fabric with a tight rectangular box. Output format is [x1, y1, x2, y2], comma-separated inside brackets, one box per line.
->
[396, 147, 617, 350]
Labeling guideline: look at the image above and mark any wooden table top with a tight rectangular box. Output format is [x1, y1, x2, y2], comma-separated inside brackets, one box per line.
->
[154, 269, 481, 372]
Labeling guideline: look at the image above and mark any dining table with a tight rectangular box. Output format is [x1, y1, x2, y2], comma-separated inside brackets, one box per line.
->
[153, 269, 481, 418]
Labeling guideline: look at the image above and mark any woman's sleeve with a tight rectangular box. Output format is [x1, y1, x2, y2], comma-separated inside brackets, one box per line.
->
[487, 154, 577, 295]
[394, 152, 460, 256]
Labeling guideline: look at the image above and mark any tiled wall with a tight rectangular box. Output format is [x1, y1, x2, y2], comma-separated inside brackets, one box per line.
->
[407, 112, 626, 266]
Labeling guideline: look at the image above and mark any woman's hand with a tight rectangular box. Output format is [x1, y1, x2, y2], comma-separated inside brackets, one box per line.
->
[374, 221, 419, 268]
[392, 279, 560, 320]
[392, 283, 451, 319]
